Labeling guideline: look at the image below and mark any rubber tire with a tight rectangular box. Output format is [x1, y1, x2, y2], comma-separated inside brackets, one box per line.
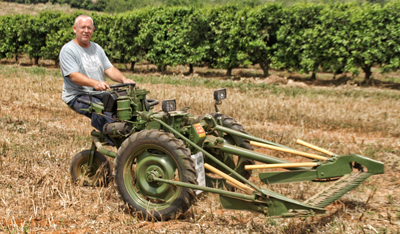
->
[70, 150, 111, 186]
[202, 114, 255, 187]
[114, 129, 197, 221]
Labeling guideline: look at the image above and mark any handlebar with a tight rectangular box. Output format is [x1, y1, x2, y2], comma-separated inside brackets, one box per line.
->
[92, 83, 136, 91]
[110, 83, 136, 89]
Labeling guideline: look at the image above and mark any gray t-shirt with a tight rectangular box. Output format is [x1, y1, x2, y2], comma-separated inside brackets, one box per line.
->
[60, 40, 113, 103]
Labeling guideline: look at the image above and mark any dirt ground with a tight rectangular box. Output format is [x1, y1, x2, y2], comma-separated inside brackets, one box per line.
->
[0, 63, 399, 233]
[0, 3, 399, 233]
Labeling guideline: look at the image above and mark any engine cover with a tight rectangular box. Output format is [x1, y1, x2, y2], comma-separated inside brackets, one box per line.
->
[103, 122, 132, 138]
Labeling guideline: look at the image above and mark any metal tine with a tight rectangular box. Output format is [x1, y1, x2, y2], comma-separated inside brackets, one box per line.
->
[204, 163, 255, 195]
[245, 162, 319, 170]
[249, 141, 328, 162]
[296, 139, 337, 157]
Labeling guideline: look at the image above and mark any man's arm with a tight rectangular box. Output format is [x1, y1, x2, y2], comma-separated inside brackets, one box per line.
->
[105, 67, 135, 84]
[69, 72, 110, 91]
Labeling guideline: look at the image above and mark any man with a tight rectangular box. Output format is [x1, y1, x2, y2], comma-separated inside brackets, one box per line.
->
[60, 15, 135, 144]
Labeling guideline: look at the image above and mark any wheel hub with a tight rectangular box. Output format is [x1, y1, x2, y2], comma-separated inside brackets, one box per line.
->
[145, 167, 163, 183]
[135, 154, 177, 200]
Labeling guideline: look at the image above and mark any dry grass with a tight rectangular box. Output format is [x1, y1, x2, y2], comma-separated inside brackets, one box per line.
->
[0, 65, 399, 233]
[0, 1, 77, 16]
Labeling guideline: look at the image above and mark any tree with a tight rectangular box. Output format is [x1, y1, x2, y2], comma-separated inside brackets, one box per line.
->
[379, 1, 400, 74]
[136, 6, 200, 72]
[312, 3, 353, 78]
[345, 2, 396, 81]
[272, 3, 325, 80]
[245, 3, 283, 77]
[106, 9, 147, 71]
[41, 12, 75, 65]
[0, 15, 27, 62]
[204, 5, 251, 76]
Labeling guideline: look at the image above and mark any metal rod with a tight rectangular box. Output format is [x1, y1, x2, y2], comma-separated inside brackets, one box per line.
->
[154, 118, 265, 195]
[219, 143, 310, 170]
[92, 136, 117, 158]
[88, 142, 96, 172]
[245, 162, 319, 170]
[226, 180, 253, 195]
[204, 163, 255, 194]
[296, 139, 337, 157]
[250, 141, 328, 161]
[215, 125, 294, 150]
[152, 177, 256, 201]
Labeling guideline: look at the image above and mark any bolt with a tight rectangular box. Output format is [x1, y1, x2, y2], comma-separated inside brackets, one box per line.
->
[264, 207, 268, 213]
[216, 138, 224, 144]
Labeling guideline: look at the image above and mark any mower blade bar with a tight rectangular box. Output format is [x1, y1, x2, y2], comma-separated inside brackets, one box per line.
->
[304, 171, 372, 208]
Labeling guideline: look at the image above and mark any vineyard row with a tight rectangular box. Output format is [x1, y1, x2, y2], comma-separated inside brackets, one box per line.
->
[1, 2, 400, 79]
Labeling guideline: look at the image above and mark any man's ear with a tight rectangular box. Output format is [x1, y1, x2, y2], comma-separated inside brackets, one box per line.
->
[73, 25, 77, 34]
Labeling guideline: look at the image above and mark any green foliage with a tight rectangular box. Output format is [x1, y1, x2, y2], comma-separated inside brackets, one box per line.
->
[344, 2, 394, 79]
[42, 28, 74, 65]
[273, 3, 325, 79]
[90, 13, 115, 50]
[382, 1, 400, 73]
[245, 3, 283, 76]
[136, 7, 198, 71]
[2, 0, 273, 13]
[314, 3, 353, 77]
[0, 15, 27, 62]
[203, 5, 251, 75]
[40, 12, 75, 64]
[105, 10, 146, 68]
[21, 15, 46, 65]
[2, 1, 400, 81]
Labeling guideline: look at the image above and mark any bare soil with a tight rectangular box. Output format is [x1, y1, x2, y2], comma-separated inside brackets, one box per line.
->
[0, 1, 77, 16]
[0, 64, 399, 233]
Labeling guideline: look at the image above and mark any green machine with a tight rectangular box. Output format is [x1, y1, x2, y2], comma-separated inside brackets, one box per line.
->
[70, 83, 384, 220]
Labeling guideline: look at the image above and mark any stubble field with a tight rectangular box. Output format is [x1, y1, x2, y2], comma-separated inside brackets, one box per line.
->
[0, 65, 399, 233]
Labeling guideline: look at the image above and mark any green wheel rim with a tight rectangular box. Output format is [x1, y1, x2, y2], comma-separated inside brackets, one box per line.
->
[123, 144, 181, 210]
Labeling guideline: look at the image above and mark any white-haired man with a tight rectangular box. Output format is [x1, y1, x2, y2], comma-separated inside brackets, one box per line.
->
[60, 15, 135, 145]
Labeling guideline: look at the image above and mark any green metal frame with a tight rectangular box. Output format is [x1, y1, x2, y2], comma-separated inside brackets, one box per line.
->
[151, 116, 384, 216]
[76, 85, 385, 218]
[152, 176, 325, 216]
[154, 118, 265, 195]
[259, 154, 384, 184]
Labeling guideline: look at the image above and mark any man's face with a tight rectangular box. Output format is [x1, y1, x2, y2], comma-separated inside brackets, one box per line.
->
[73, 17, 94, 47]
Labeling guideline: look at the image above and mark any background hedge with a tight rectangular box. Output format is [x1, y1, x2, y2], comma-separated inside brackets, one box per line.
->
[1, 1, 400, 80]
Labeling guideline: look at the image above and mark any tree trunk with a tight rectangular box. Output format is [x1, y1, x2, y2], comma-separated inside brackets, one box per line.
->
[130, 61, 135, 72]
[259, 61, 269, 78]
[362, 64, 372, 80]
[157, 65, 166, 72]
[333, 67, 343, 80]
[311, 71, 317, 80]
[226, 67, 233, 76]
[34, 57, 39, 66]
[188, 64, 194, 75]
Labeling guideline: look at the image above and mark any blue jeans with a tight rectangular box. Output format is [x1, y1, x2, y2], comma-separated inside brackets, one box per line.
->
[67, 95, 115, 146]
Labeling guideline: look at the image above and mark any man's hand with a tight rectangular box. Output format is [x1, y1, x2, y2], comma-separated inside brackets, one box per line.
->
[93, 81, 110, 91]
[122, 78, 135, 84]
[105, 67, 135, 84]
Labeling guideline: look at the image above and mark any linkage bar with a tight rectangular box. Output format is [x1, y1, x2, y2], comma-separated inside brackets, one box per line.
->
[250, 141, 328, 161]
